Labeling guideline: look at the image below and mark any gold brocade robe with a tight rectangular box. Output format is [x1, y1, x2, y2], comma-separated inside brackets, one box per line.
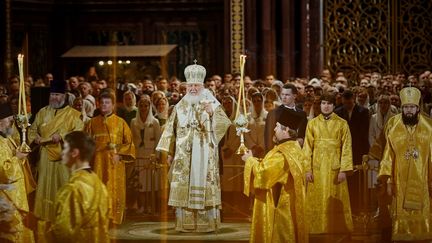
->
[156, 97, 230, 232]
[29, 105, 84, 222]
[51, 169, 110, 243]
[86, 114, 135, 224]
[244, 140, 308, 243]
[303, 114, 354, 233]
[378, 114, 432, 241]
[0, 135, 34, 243]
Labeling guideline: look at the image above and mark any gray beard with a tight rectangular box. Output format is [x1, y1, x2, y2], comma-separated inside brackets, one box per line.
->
[184, 93, 202, 105]
[2, 127, 13, 136]
[49, 100, 65, 109]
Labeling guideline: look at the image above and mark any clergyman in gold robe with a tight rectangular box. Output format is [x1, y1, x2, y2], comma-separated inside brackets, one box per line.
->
[50, 131, 110, 243]
[0, 103, 34, 243]
[156, 63, 231, 232]
[242, 108, 307, 243]
[28, 80, 84, 237]
[86, 91, 135, 225]
[304, 93, 354, 234]
[378, 86, 432, 241]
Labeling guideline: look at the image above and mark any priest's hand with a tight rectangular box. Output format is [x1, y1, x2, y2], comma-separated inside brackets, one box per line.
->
[337, 172, 347, 183]
[241, 150, 253, 162]
[52, 133, 62, 144]
[112, 154, 121, 165]
[297, 138, 304, 147]
[15, 150, 29, 160]
[203, 102, 213, 116]
[305, 171, 314, 182]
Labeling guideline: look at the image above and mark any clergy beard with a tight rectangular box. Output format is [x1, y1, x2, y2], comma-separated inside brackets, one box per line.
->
[1, 127, 13, 136]
[183, 93, 202, 105]
[402, 111, 419, 126]
[50, 100, 65, 109]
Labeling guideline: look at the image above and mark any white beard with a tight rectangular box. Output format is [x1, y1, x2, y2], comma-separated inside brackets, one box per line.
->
[49, 100, 65, 109]
[183, 93, 202, 105]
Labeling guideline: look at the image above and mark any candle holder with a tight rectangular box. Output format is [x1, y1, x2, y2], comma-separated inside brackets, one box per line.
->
[233, 54, 249, 155]
[15, 114, 31, 153]
[234, 113, 249, 155]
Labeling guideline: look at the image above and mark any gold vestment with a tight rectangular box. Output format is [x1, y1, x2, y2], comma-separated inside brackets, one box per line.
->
[86, 114, 135, 224]
[0, 135, 34, 243]
[29, 105, 84, 222]
[157, 98, 230, 232]
[303, 114, 354, 233]
[244, 140, 308, 243]
[51, 170, 110, 243]
[378, 114, 432, 241]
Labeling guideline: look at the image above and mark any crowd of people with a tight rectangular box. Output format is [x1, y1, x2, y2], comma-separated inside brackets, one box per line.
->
[1, 65, 432, 242]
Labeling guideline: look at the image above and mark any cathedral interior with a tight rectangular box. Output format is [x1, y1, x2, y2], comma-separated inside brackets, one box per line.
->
[2, 0, 432, 242]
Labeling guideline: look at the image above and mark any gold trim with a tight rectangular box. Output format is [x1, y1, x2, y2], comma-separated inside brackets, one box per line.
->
[230, 0, 244, 73]
[190, 200, 205, 205]
[190, 186, 205, 190]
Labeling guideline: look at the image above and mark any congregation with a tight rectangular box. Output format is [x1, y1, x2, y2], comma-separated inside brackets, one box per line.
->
[1, 65, 432, 242]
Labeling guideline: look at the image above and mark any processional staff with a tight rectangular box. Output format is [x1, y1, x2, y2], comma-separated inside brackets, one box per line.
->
[234, 54, 249, 154]
[16, 54, 31, 153]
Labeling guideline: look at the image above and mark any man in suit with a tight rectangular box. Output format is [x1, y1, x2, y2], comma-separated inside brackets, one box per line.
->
[335, 89, 370, 213]
[264, 83, 308, 152]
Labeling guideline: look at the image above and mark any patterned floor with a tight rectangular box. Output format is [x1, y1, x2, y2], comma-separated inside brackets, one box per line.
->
[110, 221, 250, 242]
[110, 219, 383, 243]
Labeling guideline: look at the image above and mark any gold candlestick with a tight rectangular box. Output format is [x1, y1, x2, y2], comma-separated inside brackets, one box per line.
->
[17, 54, 31, 153]
[234, 54, 249, 155]
[15, 115, 31, 153]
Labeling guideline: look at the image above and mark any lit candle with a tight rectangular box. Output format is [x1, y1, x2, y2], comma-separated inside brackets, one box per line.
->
[17, 54, 22, 115]
[17, 54, 27, 118]
[239, 55, 247, 114]
[235, 54, 247, 118]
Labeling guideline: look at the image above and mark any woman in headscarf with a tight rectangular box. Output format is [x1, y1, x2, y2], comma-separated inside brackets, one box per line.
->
[245, 92, 267, 158]
[130, 96, 161, 214]
[72, 97, 91, 124]
[154, 96, 169, 127]
[151, 91, 166, 112]
[117, 90, 138, 126]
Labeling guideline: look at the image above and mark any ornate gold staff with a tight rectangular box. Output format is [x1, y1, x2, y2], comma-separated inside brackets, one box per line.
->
[234, 54, 249, 154]
[16, 54, 31, 153]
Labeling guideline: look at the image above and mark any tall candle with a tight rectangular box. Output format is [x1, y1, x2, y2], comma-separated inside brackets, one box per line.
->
[17, 54, 22, 115]
[17, 54, 27, 118]
[234, 54, 247, 119]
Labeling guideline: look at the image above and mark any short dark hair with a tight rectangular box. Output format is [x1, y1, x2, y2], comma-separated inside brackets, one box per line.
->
[98, 90, 116, 102]
[305, 85, 315, 90]
[282, 83, 298, 95]
[64, 131, 96, 162]
[320, 93, 336, 105]
[278, 123, 298, 139]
